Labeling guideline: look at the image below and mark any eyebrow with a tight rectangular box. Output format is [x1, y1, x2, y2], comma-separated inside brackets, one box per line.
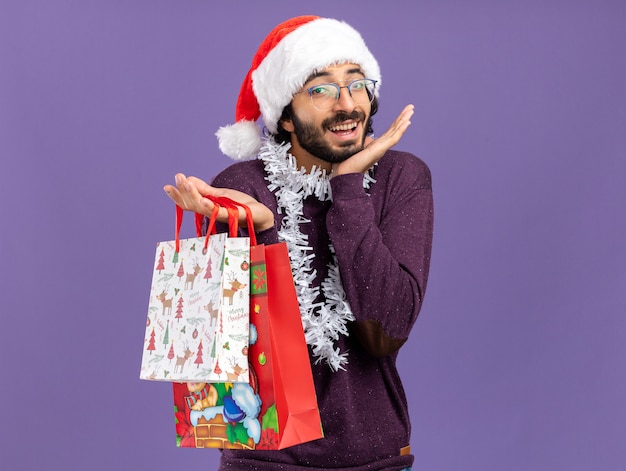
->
[304, 67, 365, 84]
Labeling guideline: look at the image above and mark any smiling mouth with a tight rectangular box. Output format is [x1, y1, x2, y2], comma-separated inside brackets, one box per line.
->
[328, 121, 358, 134]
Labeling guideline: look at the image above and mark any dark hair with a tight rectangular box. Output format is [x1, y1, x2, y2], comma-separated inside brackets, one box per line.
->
[273, 104, 294, 145]
[272, 96, 379, 145]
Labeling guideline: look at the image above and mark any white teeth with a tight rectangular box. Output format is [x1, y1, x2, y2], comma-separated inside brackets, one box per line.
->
[329, 123, 356, 132]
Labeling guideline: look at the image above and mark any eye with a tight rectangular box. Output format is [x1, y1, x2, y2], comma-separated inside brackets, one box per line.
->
[351, 80, 366, 91]
[309, 85, 335, 97]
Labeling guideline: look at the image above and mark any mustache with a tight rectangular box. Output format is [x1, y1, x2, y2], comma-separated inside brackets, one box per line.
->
[322, 110, 366, 128]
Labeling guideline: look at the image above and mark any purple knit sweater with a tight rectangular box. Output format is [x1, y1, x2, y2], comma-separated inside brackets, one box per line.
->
[210, 148, 433, 471]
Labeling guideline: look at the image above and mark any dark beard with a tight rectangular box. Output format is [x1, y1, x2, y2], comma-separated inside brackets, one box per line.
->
[291, 110, 370, 164]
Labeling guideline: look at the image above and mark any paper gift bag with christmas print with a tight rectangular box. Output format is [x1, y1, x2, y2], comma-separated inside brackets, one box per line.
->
[173, 241, 323, 450]
[140, 201, 250, 383]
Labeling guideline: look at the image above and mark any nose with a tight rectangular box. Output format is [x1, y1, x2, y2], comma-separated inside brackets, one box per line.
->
[334, 85, 357, 110]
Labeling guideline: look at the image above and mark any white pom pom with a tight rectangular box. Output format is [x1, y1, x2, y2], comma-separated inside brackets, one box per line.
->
[215, 120, 262, 160]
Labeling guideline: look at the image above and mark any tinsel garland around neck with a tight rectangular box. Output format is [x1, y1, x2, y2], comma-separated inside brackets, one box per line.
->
[258, 138, 375, 371]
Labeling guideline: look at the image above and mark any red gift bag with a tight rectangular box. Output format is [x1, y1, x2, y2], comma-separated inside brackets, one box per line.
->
[173, 201, 323, 450]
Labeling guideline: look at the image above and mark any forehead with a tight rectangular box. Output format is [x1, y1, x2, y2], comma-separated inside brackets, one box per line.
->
[304, 63, 365, 84]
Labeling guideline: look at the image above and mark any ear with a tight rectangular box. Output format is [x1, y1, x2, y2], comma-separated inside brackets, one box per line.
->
[280, 117, 295, 133]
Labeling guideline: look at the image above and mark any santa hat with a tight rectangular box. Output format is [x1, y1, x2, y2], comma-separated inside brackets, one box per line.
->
[216, 15, 381, 160]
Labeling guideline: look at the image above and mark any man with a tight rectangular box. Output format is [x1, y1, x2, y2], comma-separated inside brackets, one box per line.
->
[165, 15, 433, 471]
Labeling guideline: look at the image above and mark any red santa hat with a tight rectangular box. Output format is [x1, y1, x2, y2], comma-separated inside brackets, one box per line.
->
[216, 15, 382, 160]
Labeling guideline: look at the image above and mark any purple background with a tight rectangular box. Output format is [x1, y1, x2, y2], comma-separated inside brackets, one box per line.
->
[1, 1, 625, 469]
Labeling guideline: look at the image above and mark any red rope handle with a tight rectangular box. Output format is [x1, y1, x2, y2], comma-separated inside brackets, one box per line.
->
[173, 196, 257, 253]
[202, 202, 220, 253]
[211, 196, 257, 247]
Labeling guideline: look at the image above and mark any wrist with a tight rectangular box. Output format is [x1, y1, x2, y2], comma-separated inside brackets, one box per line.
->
[332, 162, 358, 177]
[254, 220, 275, 232]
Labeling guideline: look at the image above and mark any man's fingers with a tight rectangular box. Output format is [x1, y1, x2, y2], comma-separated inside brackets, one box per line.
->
[187, 176, 216, 195]
[164, 174, 212, 215]
[377, 104, 413, 145]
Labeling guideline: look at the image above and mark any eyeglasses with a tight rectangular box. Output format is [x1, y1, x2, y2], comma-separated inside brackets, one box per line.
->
[295, 78, 377, 111]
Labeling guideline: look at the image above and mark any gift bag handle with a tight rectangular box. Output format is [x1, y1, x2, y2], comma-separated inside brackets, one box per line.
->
[211, 196, 257, 247]
[195, 209, 217, 237]
[174, 201, 220, 254]
[194, 195, 240, 239]
[173, 196, 256, 252]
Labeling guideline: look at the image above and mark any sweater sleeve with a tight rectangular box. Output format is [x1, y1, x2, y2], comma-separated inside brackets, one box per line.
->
[326, 153, 433, 357]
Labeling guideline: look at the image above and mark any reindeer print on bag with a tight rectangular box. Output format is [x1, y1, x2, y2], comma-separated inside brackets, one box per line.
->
[157, 290, 173, 316]
[223, 274, 247, 305]
[184, 263, 203, 290]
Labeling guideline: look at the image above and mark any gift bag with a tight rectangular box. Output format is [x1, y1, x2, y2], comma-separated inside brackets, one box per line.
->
[173, 236, 323, 450]
[140, 200, 250, 383]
